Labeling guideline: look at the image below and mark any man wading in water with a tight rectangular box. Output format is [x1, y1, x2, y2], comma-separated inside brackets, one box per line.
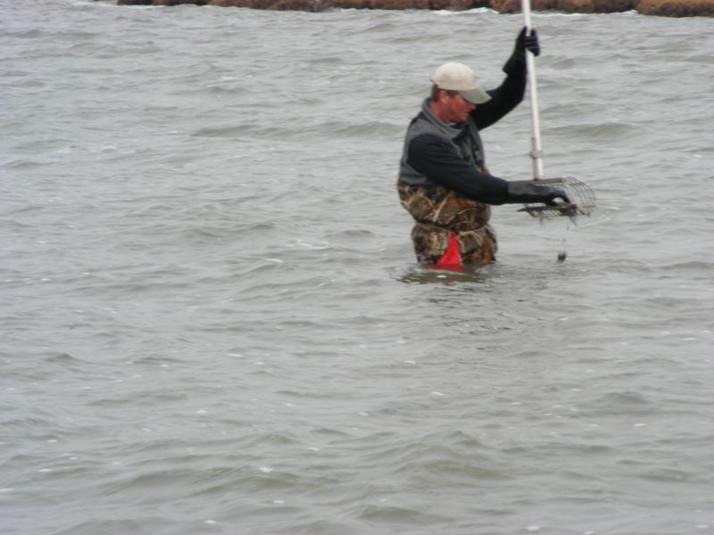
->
[398, 28, 570, 269]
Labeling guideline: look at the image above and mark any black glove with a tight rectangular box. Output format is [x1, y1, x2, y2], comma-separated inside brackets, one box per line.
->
[503, 27, 541, 75]
[517, 26, 540, 57]
[506, 180, 572, 206]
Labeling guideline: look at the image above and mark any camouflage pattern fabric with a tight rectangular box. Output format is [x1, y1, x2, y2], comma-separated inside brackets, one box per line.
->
[398, 182, 497, 264]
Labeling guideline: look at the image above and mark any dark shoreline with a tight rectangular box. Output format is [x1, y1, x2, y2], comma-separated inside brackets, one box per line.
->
[114, 0, 714, 17]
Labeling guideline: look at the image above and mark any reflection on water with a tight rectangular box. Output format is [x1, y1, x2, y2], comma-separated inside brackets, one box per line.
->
[398, 265, 493, 285]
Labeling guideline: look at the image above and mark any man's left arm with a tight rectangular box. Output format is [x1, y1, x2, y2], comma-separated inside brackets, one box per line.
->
[472, 27, 540, 130]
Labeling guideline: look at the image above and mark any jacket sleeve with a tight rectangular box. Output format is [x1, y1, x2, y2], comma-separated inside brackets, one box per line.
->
[407, 133, 510, 205]
[470, 50, 527, 131]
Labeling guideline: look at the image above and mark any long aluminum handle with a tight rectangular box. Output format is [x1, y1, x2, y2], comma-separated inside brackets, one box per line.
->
[521, 0, 544, 180]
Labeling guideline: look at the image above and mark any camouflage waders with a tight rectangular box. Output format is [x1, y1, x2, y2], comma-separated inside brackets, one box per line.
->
[398, 182, 497, 265]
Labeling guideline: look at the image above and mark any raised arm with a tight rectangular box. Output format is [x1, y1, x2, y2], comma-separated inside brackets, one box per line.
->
[472, 27, 540, 131]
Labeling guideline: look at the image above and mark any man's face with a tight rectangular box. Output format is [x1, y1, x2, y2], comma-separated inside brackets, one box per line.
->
[442, 91, 476, 123]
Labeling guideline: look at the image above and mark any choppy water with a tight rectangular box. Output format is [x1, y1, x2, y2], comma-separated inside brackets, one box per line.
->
[2, 1, 714, 534]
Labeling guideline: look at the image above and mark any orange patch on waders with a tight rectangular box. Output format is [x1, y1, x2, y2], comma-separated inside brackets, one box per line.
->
[434, 231, 462, 270]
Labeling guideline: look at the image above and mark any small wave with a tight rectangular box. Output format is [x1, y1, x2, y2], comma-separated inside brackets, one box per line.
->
[686, 54, 714, 65]
[204, 84, 246, 95]
[191, 123, 285, 138]
[73, 0, 118, 7]
[45, 352, 83, 364]
[2, 159, 51, 170]
[86, 397, 133, 408]
[327, 228, 378, 239]
[132, 354, 186, 366]
[53, 519, 152, 535]
[5, 30, 42, 39]
[113, 2, 161, 8]
[307, 56, 344, 66]
[8, 29, 99, 41]
[546, 121, 636, 140]
[240, 431, 302, 448]
[528, 11, 590, 17]
[639, 467, 695, 483]
[389, 34, 433, 44]
[361, 21, 397, 33]
[399, 266, 492, 285]
[3, 416, 52, 429]
[302, 119, 403, 138]
[655, 260, 714, 272]
[597, 391, 649, 406]
[191, 125, 249, 138]
[110, 467, 212, 493]
[433, 7, 494, 15]
[358, 431, 496, 481]
[191, 119, 400, 140]
[550, 57, 577, 70]
[357, 503, 451, 524]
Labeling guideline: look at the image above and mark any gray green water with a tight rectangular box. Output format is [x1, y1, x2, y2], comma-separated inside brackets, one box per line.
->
[2, 1, 714, 533]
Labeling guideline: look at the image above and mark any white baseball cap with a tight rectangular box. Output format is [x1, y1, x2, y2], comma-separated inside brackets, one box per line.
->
[431, 62, 491, 104]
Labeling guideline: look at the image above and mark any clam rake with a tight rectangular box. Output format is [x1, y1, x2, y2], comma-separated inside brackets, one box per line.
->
[519, 0, 596, 219]
[519, 176, 596, 219]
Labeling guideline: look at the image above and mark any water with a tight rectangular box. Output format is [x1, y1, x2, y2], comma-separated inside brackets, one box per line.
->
[2, 1, 714, 533]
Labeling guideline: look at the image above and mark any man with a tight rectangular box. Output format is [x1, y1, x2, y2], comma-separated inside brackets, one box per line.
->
[397, 28, 570, 268]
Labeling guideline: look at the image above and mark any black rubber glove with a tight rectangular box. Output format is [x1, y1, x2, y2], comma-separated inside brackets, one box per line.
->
[506, 180, 572, 206]
[519, 27, 540, 57]
[503, 26, 541, 75]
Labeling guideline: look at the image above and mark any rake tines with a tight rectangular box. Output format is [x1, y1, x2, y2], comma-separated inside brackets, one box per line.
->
[519, 176, 596, 219]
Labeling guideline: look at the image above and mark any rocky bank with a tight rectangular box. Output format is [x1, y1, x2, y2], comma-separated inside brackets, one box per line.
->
[115, 0, 714, 16]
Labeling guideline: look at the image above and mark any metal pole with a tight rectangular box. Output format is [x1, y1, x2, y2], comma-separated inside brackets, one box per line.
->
[521, 0, 545, 180]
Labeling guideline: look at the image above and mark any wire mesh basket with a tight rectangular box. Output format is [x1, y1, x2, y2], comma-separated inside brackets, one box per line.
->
[519, 176, 596, 219]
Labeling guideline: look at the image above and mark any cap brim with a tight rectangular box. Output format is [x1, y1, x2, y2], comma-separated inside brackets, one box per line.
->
[460, 87, 491, 104]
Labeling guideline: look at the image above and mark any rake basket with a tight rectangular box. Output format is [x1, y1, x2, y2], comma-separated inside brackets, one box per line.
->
[519, 176, 596, 219]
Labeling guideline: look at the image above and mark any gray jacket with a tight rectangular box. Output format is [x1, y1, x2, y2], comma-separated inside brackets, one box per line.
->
[398, 98, 486, 187]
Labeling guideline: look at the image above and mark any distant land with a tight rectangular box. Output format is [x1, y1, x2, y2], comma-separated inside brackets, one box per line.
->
[114, 0, 714, 17]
